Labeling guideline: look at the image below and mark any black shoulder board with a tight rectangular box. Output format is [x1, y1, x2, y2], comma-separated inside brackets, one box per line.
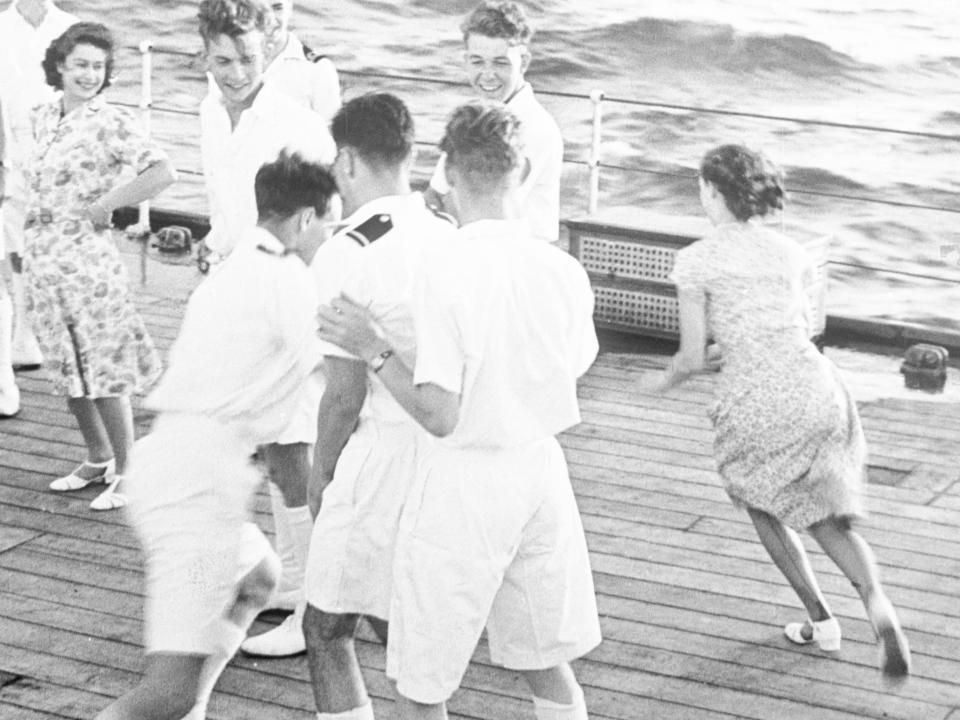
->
[301, 43, 327, 64]
[256, 243, 290, 257]
[345, 214, 393, 247]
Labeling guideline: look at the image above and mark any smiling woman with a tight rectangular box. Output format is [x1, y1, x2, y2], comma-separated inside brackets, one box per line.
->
[23, 21, 177, 512]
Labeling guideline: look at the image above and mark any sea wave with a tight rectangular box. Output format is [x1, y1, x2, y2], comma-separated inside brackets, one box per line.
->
[560, 17, 872, 78]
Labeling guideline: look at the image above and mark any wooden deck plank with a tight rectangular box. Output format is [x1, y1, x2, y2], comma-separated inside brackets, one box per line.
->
[0, 257, 957, 719]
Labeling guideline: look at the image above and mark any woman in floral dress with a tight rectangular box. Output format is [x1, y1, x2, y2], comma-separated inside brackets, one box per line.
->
[641, 144, 910, 680]
[24, 22, 176, 510]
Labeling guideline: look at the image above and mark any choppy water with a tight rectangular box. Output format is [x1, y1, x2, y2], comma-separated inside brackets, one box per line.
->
[59, 0, 960, 330]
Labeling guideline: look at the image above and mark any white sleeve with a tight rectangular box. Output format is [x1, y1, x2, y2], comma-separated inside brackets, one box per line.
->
[272, 263, 323, 377]
[308, 58, 341, 124]
[412, 267, 464, 394]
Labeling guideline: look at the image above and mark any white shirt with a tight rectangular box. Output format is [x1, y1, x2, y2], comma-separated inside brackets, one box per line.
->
[199, 84, 335, 255]
[204, 33, 341, 122]
[429, 84, 563, 242]
[313, 193, 454, 424]
[147, 227, 321, 446]
[413, 219, 597, 448]
[0, 3, 77, 165]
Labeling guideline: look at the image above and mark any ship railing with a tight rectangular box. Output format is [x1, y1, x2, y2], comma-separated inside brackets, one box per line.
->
[121, 44, 960, 297]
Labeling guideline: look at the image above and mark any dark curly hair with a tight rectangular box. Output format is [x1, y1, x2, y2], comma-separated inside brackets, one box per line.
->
[331, 92, 414, 167]
[461, 1, 533, 45]
[440, 100, 524, 185]
[42, 22, 114, 92]
[700, 144, 785, 221]
[198, 0, 270, 44]
[255, 148, 338, 221]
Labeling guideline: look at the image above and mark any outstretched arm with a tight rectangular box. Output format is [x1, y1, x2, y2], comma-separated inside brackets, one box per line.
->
[638, 287, 709, 393]
[317, 295, 460, 438]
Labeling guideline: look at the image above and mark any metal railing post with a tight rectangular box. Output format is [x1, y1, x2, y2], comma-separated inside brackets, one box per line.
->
[588, 89, 604, 215]
[136, 40, 154, 284]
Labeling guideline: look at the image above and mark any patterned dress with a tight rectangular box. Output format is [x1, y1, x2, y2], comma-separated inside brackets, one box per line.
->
[23, 96, 163, 398]
[670, 222, 865, 529]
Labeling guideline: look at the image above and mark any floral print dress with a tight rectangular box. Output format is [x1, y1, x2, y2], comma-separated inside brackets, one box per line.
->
[670, 223, 865, 530]
[23, 96, 163, 398]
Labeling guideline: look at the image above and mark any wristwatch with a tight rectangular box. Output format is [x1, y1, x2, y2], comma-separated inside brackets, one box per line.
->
[370, 348, 394, 373]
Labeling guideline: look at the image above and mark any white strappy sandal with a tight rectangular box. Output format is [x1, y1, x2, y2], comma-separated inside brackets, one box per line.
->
[89, 475, 129, 511]
[49, 458, 116, 492]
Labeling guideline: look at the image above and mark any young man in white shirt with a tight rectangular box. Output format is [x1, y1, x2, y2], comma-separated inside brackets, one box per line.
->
[318, 101, 600, 720]
[94, 149, 337, 720]
[198, 0, 335, 617]
[423, 1, 563, 243]
[268, 93, 451, 717]
[0, 0, 78, 413]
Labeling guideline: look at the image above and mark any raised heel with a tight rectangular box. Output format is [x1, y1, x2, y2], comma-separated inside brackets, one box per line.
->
[784, 617, 841, 651]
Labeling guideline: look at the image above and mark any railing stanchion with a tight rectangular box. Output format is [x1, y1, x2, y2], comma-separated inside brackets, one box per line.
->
[137, 40, 154, 284]
[588, 89, 604, 215]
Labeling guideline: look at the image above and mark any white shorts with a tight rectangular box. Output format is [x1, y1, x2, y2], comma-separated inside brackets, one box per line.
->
[272, 370, 323, 445]
[125, 413, 276, 655]
[386, 437, 602, 704]
[306, 416, 425, 620]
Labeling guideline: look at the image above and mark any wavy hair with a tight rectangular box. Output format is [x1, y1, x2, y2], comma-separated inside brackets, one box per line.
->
[700, 144, 785, 221]
[42, 22, 115, 92]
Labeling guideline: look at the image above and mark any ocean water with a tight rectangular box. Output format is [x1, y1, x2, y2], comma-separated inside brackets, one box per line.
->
[58, 0, 960, 330]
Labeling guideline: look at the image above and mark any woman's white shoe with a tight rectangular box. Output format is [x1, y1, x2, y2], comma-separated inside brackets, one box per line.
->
[50, 458, 116, 491]
[89, 475, 128, 511]
[784, 616, 842, 651]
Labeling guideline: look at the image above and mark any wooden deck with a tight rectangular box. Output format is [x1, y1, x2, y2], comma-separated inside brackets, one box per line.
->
[1, 253, 959, 719]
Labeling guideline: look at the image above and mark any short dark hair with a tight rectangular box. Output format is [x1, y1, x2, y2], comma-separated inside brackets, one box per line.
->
[255, 148, 338, 221]
[700, 144, 785, 221]
[43, 22, 115, 92]
[330, 93, 414, 167]
[461, 1, 532, 45]
[197, 0, 269, 44]
[440, 100, 524, 186]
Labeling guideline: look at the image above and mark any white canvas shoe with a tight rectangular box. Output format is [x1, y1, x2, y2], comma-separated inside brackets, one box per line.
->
[784, 616, 841, 651]
[240, 604, 306, 657]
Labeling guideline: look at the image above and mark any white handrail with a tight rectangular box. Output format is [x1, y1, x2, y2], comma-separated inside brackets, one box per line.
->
[588, 89, 604, 215]
[135, 39, 154, 284]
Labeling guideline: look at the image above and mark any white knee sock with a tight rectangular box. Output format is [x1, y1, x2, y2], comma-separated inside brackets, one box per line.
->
[269, 482, 312, 596]
[533, 684, 588, 720]
[268, 483, 312, 594]
[0, 294, 16, 386]
[316, 702, 375, 720]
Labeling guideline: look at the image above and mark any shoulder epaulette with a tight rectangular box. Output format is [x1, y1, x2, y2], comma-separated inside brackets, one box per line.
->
[345, 213, 393, 247]
[301, 43, 327, 64]
[256, 243, 291, 257]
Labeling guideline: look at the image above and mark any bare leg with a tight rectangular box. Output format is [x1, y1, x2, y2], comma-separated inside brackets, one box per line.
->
[747, 507, 832, 624]
[303, 604, 370, 713]
[93, 653, 205, 720]
[189, 552, 281, 718]
[367, 616, 389, 646]
[262, 441, 310, 507]
[67, 397, 114, 468]
[93, 395, 135, 474]
[808, 516, 910, 677]
[521, 664, 588, 720]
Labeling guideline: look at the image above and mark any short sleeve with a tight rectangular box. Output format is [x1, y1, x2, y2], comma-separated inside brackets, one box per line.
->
[270, 261, 323, 378]
[411, 262, 464, 394]
[669, 240, 712, 291]
[311, 235, 363, 359]
[106, 107, 168, 173]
